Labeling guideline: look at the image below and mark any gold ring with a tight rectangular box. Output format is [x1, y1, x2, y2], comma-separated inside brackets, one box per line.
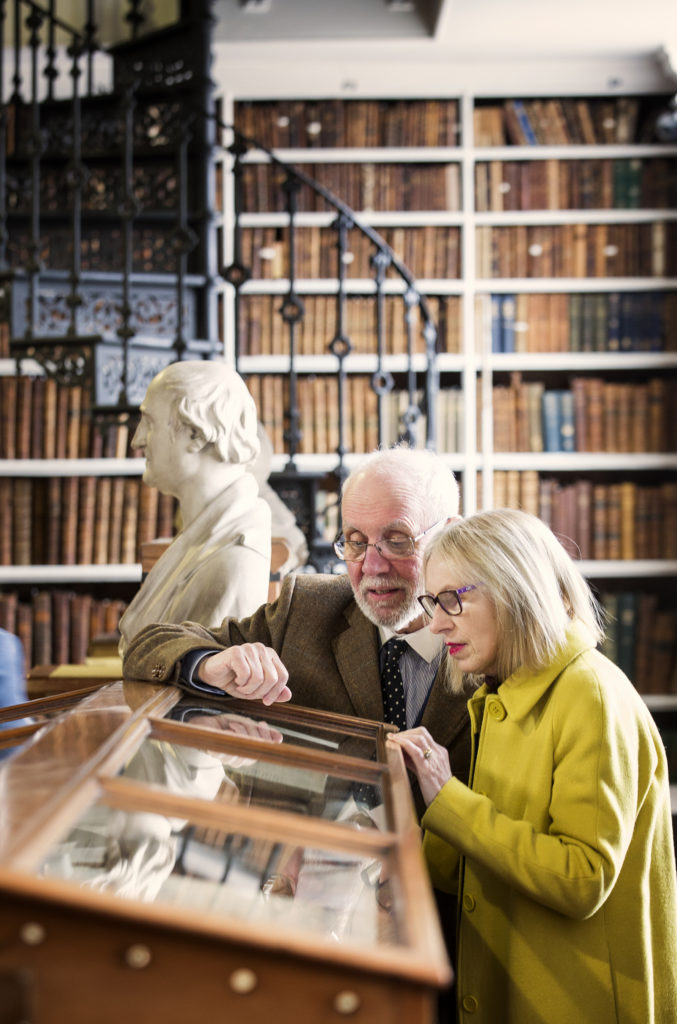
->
[423, 747, 433, 760]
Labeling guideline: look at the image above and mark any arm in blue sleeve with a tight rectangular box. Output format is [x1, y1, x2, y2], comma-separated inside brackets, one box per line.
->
[179, 647, 226, 696]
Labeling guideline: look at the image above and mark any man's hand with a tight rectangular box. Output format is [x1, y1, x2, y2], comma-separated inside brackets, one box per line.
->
[196, 644, 291, 705]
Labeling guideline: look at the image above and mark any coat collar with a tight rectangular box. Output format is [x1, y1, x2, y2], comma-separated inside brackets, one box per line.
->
[469, 620, 598, 723]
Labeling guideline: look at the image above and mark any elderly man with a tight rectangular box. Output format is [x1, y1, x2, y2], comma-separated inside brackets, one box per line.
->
[123, 444, 472, 795]
[117, 359, 271, 656]
[123, 443, 469, 1020]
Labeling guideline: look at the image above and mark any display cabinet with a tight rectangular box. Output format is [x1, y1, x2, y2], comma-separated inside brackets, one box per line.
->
[0, 681, 451, 1024]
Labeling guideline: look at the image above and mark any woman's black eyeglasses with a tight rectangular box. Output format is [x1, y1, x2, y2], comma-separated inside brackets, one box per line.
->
[417, 585, 478, 617]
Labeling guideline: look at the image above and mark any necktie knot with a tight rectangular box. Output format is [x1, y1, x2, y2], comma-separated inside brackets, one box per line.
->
[383, 636, 408, 658]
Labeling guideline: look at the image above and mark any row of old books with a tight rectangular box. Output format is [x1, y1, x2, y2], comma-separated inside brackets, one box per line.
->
[239, 224, 462, 282]
[475, 222, 676, 279]
[475, 157, 676, 213]
[240, 161, 461, 213]
[234, 98, 461, 150]
[246, 374, 439, 456]
[490, 374, 673, 453]
[490, 470, 677, 561]
[237, 294, 461, 358]
[0, 589, 128, 669]
[0, 377, 137, 460]
[599, 591, 677, 696]
[485, 292, 677, 354]
[473, 96, 654, 147]
[0, 476, 177, 567]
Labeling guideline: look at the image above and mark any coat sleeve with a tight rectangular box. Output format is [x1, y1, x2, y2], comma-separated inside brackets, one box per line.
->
[421, 654, 663, 920]
[122, 575, 297, 685]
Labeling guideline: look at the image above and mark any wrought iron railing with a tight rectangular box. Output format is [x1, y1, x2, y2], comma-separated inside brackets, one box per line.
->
[3, 0, 220, 414]
[1, 0, 440, 475]
[220, 124, 440, 482]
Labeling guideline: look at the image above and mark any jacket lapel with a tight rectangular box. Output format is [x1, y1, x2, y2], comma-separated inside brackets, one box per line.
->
[331, 600, 383, 723]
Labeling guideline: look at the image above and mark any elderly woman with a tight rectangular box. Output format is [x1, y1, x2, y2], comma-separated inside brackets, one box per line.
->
[388, 508, 677, 1024]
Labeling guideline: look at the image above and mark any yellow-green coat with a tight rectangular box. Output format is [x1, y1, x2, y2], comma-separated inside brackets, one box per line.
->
[422, 621, 677, 1023]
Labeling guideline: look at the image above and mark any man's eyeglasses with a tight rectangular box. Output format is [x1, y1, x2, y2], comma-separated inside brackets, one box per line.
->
[417, 585, 478, 617]
[333, 519, 446, 563]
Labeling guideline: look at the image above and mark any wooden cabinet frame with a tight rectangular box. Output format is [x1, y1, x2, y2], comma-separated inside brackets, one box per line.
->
[0, 681, 451, 1024]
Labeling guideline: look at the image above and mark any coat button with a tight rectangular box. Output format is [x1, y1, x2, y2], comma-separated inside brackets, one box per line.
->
[462, 893, 476, 912]
[462, 994, 479, 1013]
[487, 698, 506, 721]
[151, 664, 165, 679]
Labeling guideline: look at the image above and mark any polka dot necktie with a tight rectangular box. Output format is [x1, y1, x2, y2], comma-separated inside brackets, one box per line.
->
[380, 636, 408, 731]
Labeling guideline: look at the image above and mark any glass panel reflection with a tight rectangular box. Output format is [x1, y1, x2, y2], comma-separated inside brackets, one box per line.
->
[116, 729, 385, 821]
[39, 801, 402, 948]
[171, 698, 379, 760]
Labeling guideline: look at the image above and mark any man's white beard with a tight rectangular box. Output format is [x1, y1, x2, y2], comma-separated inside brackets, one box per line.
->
[353, 574, 420, 630]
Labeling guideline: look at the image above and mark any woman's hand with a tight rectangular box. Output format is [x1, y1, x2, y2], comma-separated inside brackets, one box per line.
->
[387, 727, 452, 806]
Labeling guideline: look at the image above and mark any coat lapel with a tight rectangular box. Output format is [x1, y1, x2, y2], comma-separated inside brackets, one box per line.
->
[331, 600, 383, 723]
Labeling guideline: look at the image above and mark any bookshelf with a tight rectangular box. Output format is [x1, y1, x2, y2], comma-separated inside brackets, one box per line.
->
[215, 90, 677, 702]
[0, 364, 180, 663]
[3, 86, 677, 701]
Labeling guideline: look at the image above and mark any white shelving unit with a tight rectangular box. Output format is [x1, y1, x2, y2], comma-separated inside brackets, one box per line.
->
[214, 89, 677, 709]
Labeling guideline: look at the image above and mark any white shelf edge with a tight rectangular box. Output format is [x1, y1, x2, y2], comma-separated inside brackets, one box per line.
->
[236, 353, 443, 374]
[237, 209, 677, 229]
[472, 277, 677, 294]
[237, 143, 677, 164]
[488, 352, 677, 370]
[0, 565, 143, 584]
[472, 144, 677, 161]
[0, 458, 145, 477]
[235, 277, 677, 296]
[474, 209, 677, 226]
[578, 559, 677, 579]
[489, 453, 677, 471]
[239, 146, 464, 164]
[239, 211, 464, 228]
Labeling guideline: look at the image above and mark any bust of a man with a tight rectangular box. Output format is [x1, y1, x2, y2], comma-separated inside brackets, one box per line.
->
[117, 359, 272, 656]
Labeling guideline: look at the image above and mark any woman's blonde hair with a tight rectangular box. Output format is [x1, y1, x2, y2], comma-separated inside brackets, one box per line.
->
[424, 508, 605, 691]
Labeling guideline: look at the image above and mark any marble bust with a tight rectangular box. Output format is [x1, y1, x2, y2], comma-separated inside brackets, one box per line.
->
[117, 360, 272, 656]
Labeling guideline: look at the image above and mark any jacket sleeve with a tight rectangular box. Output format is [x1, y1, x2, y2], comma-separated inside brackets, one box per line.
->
[122, 575, 297, 686]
